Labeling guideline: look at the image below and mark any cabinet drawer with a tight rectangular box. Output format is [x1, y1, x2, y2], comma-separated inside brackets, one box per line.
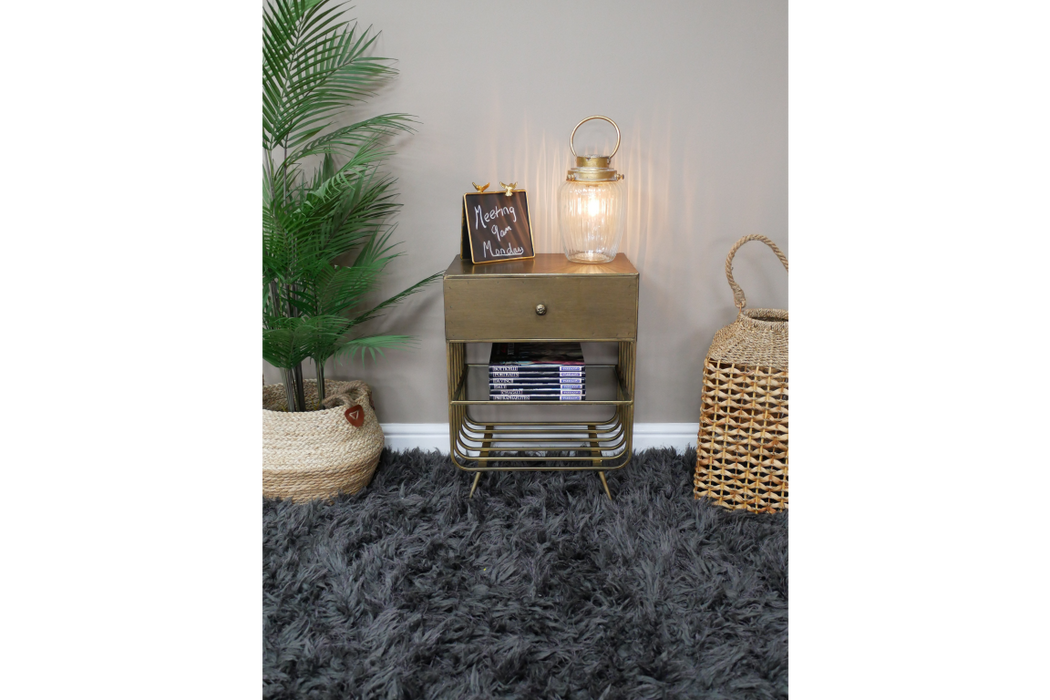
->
[444, 275, 638, 340]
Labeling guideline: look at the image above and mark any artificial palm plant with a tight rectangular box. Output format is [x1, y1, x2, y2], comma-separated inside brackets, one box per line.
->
[263, 0, 440, 411]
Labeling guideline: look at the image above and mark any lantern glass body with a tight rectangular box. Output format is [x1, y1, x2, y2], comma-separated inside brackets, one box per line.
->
[558, 178, 626, 264]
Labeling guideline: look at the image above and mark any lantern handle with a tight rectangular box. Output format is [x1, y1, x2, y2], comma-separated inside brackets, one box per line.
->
[725, 235, 789, 311]
[569, 115, 621, 160]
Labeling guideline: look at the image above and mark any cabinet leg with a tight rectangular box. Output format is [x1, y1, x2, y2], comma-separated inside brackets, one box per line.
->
[587, 423, 611, 499]
[468, 424, 494, 498]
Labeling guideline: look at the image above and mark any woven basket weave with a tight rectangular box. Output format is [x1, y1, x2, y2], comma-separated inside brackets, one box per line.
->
[694, 235, 788, 513]
[263, 379, 384, 502]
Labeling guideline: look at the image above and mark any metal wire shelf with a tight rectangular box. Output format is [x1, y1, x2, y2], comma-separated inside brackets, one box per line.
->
[446, 340, 636, 497]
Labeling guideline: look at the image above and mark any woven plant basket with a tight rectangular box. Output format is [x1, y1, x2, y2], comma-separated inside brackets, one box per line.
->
[263, 379, 384, 502]
[694, 235, 788, 513]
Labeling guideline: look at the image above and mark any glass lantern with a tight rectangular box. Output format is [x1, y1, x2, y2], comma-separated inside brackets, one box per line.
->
[558, 115, 626, 264]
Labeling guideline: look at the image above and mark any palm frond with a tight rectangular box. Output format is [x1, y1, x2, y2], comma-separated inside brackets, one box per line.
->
[264, 313, 348, 368]
[343, 270, 444, 331]
[290, 114, 416, 163]
[264, 0, 398, 151]
[264, 0, 358, 148]
[334, 334, 418, 363]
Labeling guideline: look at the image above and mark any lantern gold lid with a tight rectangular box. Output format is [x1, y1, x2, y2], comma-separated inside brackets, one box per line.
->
[566, 115, 625, 182]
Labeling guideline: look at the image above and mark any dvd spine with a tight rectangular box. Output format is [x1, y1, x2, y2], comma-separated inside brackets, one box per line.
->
[489, 368, 585, 376]
[489, 378, 585, 386]
[489, 390, 584, 396]
[489, 394, 585, 401]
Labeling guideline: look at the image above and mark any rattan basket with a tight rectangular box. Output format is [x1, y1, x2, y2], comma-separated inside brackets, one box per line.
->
[263, 379, 384, 502]
[694, 235, 788, 513]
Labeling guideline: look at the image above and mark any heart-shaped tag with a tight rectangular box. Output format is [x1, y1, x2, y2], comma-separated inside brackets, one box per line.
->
[344, 404, 364, 427]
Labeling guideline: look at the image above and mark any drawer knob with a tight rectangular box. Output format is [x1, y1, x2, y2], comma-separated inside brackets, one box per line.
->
[535, 303, 547, 316]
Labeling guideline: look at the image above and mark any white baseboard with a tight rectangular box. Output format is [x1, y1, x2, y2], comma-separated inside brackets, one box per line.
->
[381, 423, 450, 453]
[381, 422, 698, 455]
[631, 423, 699, 454]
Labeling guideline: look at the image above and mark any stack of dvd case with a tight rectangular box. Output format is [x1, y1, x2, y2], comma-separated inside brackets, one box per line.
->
[488, 342, 586, 401]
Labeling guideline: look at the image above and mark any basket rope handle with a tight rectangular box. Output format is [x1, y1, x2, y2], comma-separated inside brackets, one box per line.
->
[321, 380, 371, 410]
[725, 234, 789, 311]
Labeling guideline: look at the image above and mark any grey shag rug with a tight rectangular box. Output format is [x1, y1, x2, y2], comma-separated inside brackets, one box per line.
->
[263, 448, 787, 699]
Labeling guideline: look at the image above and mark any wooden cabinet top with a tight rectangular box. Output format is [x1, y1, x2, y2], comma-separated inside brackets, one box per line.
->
[445, 253, 638, 279]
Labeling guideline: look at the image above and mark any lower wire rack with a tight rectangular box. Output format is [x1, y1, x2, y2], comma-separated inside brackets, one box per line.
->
[450, 409, 631, 470]
[445, 340, 636, 475]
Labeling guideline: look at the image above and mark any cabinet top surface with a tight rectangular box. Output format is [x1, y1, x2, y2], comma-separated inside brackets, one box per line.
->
[445, 253, 637, 279]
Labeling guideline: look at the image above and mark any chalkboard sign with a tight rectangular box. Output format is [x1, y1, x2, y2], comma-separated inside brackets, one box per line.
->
[461, 189, 535, 265]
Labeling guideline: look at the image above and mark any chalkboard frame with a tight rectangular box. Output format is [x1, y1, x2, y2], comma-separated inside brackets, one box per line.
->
[461, 189, 536, 265]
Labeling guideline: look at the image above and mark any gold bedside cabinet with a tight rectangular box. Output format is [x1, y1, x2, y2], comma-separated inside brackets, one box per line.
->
[443, 253, 639, 499]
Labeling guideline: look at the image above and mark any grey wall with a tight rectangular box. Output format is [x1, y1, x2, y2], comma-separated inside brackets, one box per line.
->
[263, 0, 788, 424]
